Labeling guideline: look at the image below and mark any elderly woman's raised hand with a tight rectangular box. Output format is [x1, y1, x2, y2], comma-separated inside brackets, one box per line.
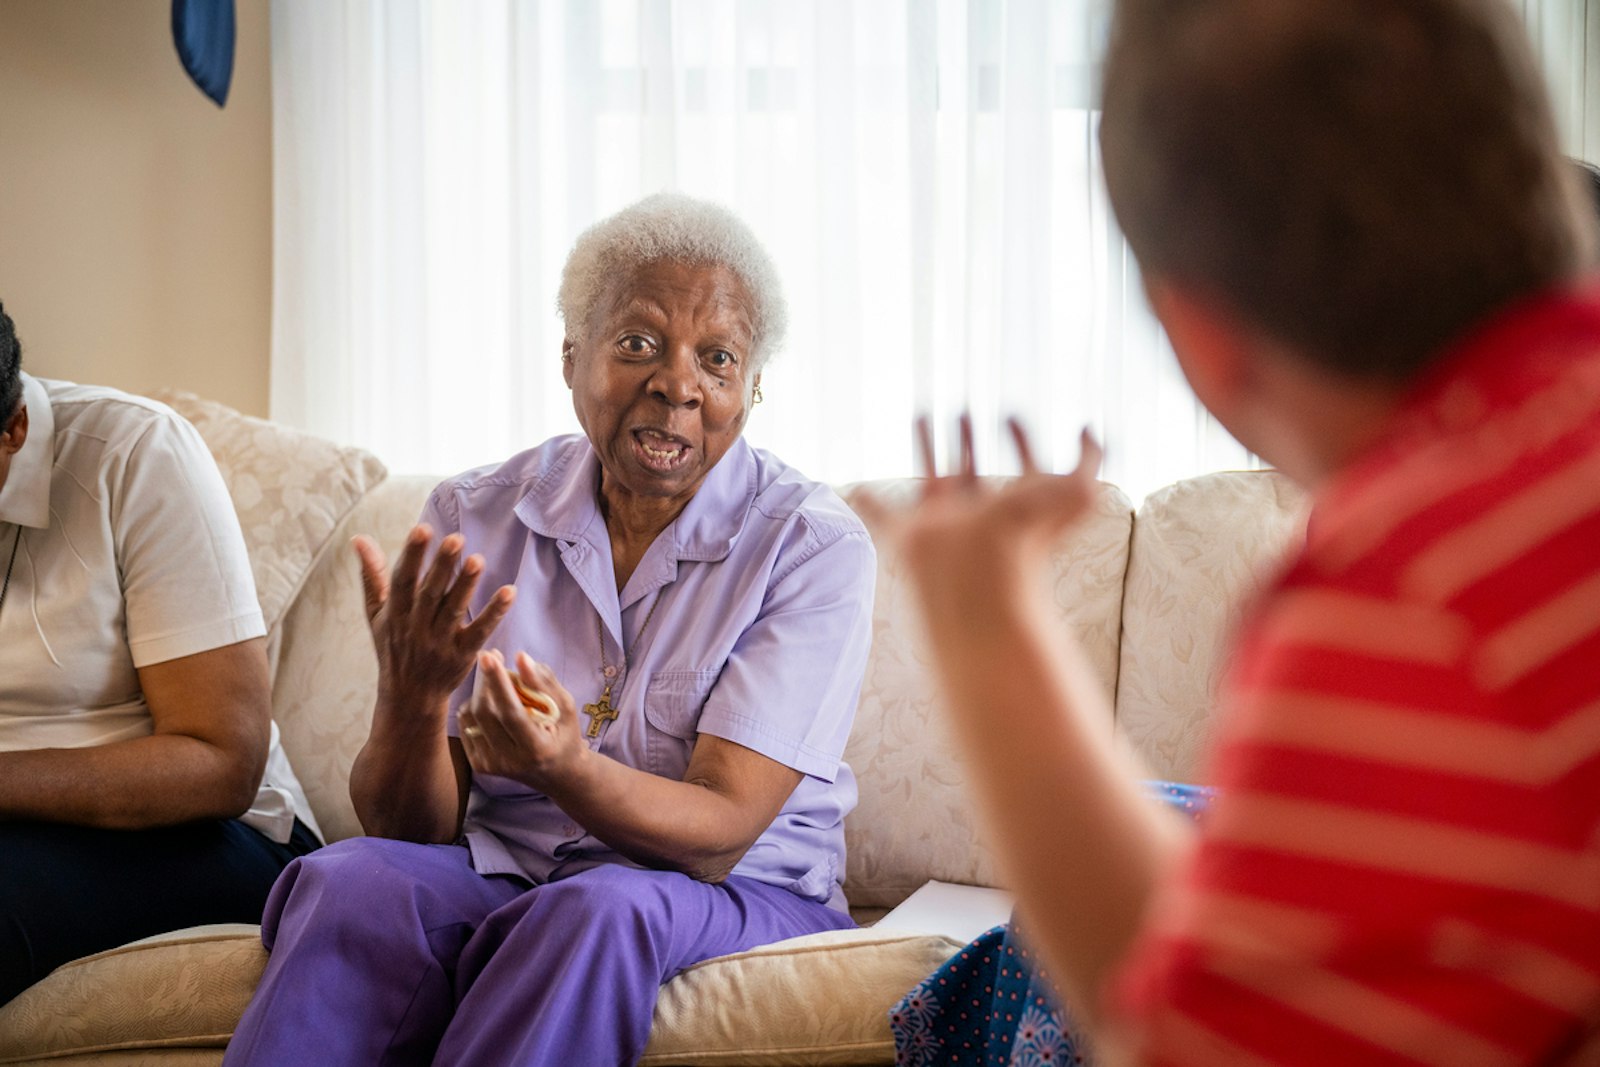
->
[458, 652, 586, 789]
[353, 526, 517, 714]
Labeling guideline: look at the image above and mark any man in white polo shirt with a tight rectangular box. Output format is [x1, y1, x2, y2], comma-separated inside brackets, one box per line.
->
[0, 302, 320, 1005]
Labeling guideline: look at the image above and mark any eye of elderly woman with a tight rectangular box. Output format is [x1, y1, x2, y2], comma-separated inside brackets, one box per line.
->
[620, 335, 652, 355]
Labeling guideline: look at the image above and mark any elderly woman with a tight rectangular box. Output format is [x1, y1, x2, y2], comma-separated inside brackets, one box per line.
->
[224, 194, 874, 1066]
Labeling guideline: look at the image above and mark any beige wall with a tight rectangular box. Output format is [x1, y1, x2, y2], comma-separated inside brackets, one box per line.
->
[0, 0, 271, 416]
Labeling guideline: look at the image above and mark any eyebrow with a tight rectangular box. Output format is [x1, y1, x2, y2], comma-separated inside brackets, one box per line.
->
[613, 298, 670, 324]
[609, 300, 753, 349]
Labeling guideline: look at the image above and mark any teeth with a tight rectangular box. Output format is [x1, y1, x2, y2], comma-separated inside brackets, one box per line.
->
[640, 432, 684, 459]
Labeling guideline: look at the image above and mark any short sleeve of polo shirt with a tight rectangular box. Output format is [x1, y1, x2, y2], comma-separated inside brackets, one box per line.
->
[115, 409, 265, 667]
[693, 526, 875, 782]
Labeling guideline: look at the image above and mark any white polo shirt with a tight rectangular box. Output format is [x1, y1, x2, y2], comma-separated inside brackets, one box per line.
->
[0, 373, 319, 843]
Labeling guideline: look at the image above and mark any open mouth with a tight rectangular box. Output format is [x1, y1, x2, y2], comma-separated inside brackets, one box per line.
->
[631, 428, 693, 473]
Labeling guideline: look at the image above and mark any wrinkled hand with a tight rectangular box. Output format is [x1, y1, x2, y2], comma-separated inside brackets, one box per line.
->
[354, 526, 517, 713]
[856, 414, 1103, 615]
[458, 652, 586, 790]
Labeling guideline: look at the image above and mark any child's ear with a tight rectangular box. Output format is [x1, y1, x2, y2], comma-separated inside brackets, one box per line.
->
[1145, 281, 1256, 428]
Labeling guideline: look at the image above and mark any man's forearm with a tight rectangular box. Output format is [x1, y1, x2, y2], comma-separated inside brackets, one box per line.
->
[0, 735, 262, 829]
[920, 581, 1192, 1024]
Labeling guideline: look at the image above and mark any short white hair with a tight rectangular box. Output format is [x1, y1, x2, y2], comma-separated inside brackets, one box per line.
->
[557, 193, 788, 369]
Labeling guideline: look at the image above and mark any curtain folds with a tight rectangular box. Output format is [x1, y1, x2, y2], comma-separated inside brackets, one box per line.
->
[271, 0, 1596, 499]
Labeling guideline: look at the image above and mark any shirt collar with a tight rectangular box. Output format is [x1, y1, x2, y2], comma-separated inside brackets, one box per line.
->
[514, 435, 757, 563]
[0, 373, 53, 529]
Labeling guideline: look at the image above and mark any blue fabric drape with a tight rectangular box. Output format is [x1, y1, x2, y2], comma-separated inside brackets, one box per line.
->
[171, 0, 235, 107]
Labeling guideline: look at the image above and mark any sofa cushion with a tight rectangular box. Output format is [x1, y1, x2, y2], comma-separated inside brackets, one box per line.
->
[1115, 470, 1309, 782]
[150, 391, 387, 672]
[837, 479, 1134, 908]
[0, 923, 959, 1067]
[641, 927, 962, 1065]
[0, 924, 264, 1065]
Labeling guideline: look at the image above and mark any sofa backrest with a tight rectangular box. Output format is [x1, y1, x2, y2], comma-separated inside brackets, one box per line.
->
[268, 470, 1308, 909]
[269, 472, 1142, 871]
[272, 476, 438, 843]
[178, 391, 1311, 911]
[836, 479, 1136, 908]
[1115, 471, 1309, 782]
[152, 391, 388, 679]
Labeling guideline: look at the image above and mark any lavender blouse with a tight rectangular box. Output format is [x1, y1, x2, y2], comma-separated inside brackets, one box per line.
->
[428, 435, 875, 911]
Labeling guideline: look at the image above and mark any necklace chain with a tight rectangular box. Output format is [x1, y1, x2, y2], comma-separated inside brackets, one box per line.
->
[582, 590, 664, 738]
[0, 524, 20, 621]
[595, 589, 664, 683]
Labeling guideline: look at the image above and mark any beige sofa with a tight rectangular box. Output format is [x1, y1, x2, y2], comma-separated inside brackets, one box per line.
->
[0, 396, 1308, 1066]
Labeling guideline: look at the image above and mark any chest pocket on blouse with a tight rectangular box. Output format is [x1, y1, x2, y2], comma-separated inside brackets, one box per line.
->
[643, 668, 721, 779]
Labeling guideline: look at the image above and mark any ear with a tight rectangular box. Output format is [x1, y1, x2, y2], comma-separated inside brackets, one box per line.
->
[1, 404, 28, 456]
[561, 340, 576, 389]
[1144, 281, 1255, 421]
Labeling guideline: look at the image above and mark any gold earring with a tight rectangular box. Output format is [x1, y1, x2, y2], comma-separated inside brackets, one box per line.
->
[753, 384, 764, 405]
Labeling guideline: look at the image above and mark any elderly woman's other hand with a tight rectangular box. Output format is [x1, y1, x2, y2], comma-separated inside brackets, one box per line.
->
[458, 652, 586, 790]
[354, 526, 517, 713]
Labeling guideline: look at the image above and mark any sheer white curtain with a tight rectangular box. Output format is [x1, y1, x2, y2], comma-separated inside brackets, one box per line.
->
[1522, 0, 1600, 159]
[270, 0, 1597, 500]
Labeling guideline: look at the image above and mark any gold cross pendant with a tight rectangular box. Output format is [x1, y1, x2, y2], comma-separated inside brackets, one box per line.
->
[583, 686, 618, 739]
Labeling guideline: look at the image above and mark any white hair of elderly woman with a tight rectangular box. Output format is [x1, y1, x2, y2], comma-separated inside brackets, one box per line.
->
[557, 192, 788, 369]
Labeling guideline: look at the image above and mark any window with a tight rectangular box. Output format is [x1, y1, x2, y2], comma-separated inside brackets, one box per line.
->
[271, 0, 1597, 499]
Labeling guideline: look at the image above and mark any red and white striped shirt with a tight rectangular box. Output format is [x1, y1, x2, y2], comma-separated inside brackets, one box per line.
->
[1115, 283, 1600, 1066]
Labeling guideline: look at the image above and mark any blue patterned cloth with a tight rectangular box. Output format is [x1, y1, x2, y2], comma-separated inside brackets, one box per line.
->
[890, 781, 1214, 1066]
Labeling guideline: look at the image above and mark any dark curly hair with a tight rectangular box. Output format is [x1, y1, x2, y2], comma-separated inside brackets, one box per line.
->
[0, 302, 20, 427]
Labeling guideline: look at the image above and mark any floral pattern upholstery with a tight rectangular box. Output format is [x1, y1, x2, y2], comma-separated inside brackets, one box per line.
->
[1113, 471, 1309, 782]
[837, 480, 1135, 908]
[268, 476, 438, 844]
[641, 928, 965, 1065]
[149, 391, 387, 675]
[0, 925, 265, 1065]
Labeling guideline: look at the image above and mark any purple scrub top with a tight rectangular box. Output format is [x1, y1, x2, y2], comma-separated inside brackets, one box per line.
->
[427, 435, 875, 911]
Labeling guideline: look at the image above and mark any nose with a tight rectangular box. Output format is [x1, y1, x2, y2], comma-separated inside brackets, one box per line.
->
[646, 344, 702, 409]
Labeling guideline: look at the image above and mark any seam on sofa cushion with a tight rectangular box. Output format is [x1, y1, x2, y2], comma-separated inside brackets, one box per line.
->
[638, 1038, 896, 1065]
[45, 930, 261, 975]
[0, 1032, 232, 1064]
[671, 932, 962, 976]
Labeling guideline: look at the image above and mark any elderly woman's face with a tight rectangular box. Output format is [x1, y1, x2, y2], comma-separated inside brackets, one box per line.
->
[564, 260, 758, 510]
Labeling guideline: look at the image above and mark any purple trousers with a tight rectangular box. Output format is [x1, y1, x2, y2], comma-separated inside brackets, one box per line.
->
[222, 837, 854, 1067]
